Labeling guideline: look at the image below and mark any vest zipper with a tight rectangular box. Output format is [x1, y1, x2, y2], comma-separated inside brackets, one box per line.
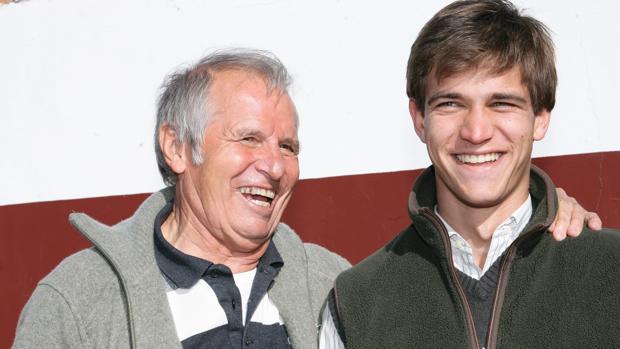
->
[484, 224, 545, 349]
[422, 211, 480, 349]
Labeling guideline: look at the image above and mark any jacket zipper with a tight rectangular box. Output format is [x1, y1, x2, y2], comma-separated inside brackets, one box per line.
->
[423, 211, 480, 349]
[484, 224, 544, 349]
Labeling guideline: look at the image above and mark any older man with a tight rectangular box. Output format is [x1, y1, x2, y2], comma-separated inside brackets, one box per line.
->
[322, 1, 620, 348]
[14, 49, 597, 349]
[13, 50, 349, 349]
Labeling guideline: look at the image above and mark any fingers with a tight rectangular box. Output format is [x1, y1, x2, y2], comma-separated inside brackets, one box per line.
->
[565, 199, 585, 238]
[585, 212, 603, 231]
[550, 188, 571, 241]
[550, 187, 603, 242]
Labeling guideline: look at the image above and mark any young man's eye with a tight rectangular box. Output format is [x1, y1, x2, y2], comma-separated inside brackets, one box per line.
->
[439, 101, 457, 107]
[434, 101, 461, 109]
[490, 102, 519, 110]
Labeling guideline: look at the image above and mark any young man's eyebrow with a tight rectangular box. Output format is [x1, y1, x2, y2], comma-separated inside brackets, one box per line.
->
[426, 92, 462, 106]
[491, 93, 528, 104]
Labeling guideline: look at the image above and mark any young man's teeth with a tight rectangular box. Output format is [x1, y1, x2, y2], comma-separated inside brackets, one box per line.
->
[456, 153, 500, 164]
[250, 199, 270, 207]
[239, 187, 276, 199]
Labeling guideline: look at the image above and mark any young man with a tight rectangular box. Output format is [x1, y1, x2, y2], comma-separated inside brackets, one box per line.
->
[321, 1, 620, 348]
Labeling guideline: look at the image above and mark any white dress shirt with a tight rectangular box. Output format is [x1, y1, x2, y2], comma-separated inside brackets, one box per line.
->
[436, 196, 532, 280]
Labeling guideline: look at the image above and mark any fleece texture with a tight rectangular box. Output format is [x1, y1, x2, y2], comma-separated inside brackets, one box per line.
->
[334, 166, 620, 349]
[13, 187, 350, 349]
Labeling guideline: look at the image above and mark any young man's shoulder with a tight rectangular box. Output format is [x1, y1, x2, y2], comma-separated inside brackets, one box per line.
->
[539, 227, 620, 279]
[554, 227, 620, 254]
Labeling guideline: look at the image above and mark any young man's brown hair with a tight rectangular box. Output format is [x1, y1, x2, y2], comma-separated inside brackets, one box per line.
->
[406, 0, 556, 115]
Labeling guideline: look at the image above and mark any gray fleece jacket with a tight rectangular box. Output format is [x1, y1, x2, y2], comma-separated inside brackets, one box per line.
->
[13, 187, 350, 349]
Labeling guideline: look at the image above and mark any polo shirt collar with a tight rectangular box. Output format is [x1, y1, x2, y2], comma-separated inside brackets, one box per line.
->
[153, 202, 284, 289]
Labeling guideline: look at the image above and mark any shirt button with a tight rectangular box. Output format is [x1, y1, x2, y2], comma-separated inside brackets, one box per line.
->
[245, 337, 254, 345]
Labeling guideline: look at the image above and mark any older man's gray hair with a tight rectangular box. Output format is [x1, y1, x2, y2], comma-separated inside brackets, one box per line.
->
[154, 48, 294, 186]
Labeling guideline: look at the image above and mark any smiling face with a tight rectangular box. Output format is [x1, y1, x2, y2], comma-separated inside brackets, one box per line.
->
[177, 69, 299, 252]
[411, 66, 550, 212]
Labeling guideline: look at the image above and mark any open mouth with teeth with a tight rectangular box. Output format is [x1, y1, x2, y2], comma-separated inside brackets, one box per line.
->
[456, 152, 502, 164]
[239, 187, 276, 207]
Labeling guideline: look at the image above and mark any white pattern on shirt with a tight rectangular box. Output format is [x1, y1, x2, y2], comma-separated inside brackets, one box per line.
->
[435, 196, 533, 280]
[165, 268, 284, 341]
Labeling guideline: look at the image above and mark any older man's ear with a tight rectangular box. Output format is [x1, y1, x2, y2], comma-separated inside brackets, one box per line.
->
[159, 124, 188, 175]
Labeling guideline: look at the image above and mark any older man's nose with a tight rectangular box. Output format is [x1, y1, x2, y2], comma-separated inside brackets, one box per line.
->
[255, 143, 286, 180]
[459, 107, 494, 144]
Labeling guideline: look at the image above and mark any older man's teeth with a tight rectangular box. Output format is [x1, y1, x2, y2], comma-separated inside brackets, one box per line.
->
[240, 187, 275, 207]
[456, 153, 501, 164]
[240, 187, 275, 198]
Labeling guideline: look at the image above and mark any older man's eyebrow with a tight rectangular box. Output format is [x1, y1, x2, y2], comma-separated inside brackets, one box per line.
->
[230, 126, 262, 137]
[426, 92, 462, 106]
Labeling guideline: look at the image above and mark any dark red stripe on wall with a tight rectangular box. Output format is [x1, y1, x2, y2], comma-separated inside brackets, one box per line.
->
[2, 151, 619, 346]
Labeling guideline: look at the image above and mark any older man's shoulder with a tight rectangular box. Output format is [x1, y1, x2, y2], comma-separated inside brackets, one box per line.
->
[303, 243, 351, 273]
[35, 247, 120, 304]
[14, 247, 127, 348]
[274, 223, 351, 275]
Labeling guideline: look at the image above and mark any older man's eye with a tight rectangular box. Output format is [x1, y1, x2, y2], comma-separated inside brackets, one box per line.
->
[241, 136, 259, 144]
[280, 143, 298, 155]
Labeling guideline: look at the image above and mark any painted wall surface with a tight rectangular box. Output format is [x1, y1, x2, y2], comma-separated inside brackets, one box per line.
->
[2, 1, 620, 347]
[2, 152, 620, 348]
[1, 0, 619, 206]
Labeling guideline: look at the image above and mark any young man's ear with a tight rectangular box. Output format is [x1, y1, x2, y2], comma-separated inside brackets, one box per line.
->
[158, 124, 188, 175]
[409, 98, 427, 143]
[533, 109, 551, 141]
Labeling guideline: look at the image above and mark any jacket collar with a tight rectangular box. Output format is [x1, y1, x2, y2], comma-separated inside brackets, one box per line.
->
[407, 165, 558, 257]
[68, 187, 181, 348]
[268, 223, 317, 348]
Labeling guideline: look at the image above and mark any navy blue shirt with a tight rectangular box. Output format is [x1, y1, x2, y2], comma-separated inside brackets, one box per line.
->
[154, 203, 292, 349]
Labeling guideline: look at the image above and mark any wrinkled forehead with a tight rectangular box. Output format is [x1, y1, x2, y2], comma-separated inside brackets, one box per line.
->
[205, 70, 299, 131]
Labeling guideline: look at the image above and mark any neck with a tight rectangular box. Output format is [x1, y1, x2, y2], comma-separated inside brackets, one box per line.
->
[436, 184, 529, 269]
[161, 202, 269, 274]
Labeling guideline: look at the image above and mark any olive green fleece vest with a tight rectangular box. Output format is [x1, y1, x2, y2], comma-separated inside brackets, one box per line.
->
[334, 224, 473, 348]
[333, 166, 620, 349]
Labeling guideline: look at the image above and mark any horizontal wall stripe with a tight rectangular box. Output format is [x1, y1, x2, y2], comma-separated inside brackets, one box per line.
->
[2, 151, 619, 347]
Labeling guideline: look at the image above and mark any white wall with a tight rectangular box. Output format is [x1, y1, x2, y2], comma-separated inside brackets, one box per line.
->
[1, 0, 618, 205]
